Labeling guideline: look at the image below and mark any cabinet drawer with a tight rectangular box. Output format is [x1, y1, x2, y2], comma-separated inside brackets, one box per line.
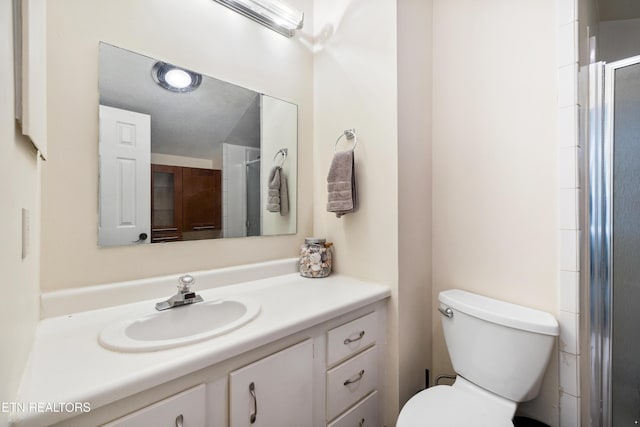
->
[102, 384, 205, 427]
[327, 390, 378, 427]
[326, 346, 378, 421]
[327, 312, 377, 366]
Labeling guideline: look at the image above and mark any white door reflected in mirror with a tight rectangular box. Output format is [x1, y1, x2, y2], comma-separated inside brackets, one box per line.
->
[98, 105, 151, 247]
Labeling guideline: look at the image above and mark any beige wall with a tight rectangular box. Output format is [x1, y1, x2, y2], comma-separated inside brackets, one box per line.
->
[42, 0, 314, 290]
[150, 153, 218, 170]
[397, 0, 433, 406]
[0, 1, 42, 422]
[314, 0, 434, 422]
[261, 95, 298, 236]
[313, 0, 400, 423]
[432, 0, 558, 424]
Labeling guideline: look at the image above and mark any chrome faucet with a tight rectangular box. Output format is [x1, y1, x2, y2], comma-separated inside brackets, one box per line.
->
[155, 275, 204, 311]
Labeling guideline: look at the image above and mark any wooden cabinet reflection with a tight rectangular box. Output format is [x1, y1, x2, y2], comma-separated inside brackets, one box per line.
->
[151, 164, 222, 243]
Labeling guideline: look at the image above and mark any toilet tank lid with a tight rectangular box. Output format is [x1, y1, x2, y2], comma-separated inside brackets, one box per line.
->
[439, 289, 559, 336]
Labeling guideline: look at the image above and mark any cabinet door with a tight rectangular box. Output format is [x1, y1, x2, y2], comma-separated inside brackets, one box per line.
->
[182, 167, 222, 234]
[151, 164, 183, 243]
[99, 106, 151, 247]
[229, 340, 313, 427]
[102, 384, 205, 427]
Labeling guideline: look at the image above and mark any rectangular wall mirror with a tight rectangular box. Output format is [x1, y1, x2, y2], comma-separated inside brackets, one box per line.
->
[98, 43, 297, 247]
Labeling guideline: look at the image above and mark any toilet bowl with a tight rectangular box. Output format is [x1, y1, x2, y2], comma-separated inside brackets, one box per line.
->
[397, 289, 559, 426]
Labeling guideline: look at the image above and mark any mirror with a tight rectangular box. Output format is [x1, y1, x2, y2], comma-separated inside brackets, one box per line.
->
[97, 43, 297, 247]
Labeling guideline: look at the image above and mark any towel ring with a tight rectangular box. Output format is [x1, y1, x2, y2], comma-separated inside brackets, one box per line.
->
[334, 129, 357, 153]
[273, 148, 288, 168]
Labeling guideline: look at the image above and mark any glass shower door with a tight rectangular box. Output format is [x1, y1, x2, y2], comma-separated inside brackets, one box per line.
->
[591, 55, 640, 427]
[611, 59, 640, 426]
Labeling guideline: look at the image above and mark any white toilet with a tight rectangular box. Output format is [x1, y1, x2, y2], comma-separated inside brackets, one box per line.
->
[397, 289, 559, 426]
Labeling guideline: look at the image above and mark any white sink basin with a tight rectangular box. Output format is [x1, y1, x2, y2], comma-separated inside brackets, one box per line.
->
[98, 298, 260, 352]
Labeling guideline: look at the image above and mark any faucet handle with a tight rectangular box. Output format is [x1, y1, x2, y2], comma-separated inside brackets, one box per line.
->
[177, 274, 195, 292]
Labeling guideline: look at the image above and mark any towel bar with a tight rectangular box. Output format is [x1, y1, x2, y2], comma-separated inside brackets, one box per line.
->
[334, 129, 357, 153]
[273, 148, 288, 167]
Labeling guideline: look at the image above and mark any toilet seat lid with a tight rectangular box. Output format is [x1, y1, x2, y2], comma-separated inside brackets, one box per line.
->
[397, 385, 515, 427]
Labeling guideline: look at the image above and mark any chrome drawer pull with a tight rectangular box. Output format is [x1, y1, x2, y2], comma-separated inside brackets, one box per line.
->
[175, 414, 183, 427]
[153, 236, 180, 242]
[344, 369, 365, 386]
[249, 382, 257, 424]
[359, 418, 365, 426]
[438, 307, 453, 318]
[344, 331, 365, 345]
[192, 225, 215, 230]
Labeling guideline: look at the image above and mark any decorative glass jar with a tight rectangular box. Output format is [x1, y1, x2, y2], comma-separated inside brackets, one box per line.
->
[299, 238, 332, 278]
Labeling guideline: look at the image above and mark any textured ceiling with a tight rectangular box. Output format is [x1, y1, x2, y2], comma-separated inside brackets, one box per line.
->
[599, 0, 640, 21]
[99, 43, 260, 160]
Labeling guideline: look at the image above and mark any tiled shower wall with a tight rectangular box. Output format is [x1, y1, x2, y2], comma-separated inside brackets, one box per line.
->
[556, 0, 582, 425]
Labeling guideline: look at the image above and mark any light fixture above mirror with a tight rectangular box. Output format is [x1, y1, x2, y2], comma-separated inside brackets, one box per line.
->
[213, 0, 304, 38]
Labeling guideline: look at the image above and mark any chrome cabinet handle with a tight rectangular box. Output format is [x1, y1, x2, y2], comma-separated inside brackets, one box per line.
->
[359, 418, 365, 426]
[249, 382, 257, 424]
[344, 369, 365, 386]
[438, 307, 453, 318]
[344, 331, 365, 345]
[192, 225, 215, 230]
[153, 236, 180, 242]
[175, 414, 183, 427]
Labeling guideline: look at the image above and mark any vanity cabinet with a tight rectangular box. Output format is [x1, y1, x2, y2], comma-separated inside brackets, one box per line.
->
[151, 165, 221, 243]
[102, 384, 205, 427]
[229, 340, 313, 427]
[44, 301, 387, 427]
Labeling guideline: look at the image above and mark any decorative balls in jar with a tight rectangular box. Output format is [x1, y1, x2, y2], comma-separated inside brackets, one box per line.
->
[299, 238, 333, 278]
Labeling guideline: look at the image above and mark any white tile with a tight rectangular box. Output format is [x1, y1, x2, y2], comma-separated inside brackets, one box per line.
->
[559, 146, 578, 189]
[559, 310, 579, 354]
[559, 352, 580, 396]
[557, 106, 578, 148]
[560, 230, 579, 271]
[556, 0, 576, 26]
[558, 64, 578, 107]
[557, 22, 577, 67]
[559, 271, 579, 313]
[559, 188, 579, 230]
[560, 393, 580, 427]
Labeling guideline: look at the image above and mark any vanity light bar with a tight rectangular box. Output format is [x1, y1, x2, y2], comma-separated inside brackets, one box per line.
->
[213, 0, 304, 38]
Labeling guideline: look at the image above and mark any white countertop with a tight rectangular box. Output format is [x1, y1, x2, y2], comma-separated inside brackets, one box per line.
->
[11, 274, 390, 427]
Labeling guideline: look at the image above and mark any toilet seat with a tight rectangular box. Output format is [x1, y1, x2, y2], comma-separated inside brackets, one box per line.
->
[397, 377, 516, 427]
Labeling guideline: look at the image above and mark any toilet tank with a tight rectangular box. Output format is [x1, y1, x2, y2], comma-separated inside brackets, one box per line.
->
[439, 289, 559, 402]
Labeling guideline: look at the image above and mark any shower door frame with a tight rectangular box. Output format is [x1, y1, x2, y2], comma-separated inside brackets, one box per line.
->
[589, 54, 640, 427]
